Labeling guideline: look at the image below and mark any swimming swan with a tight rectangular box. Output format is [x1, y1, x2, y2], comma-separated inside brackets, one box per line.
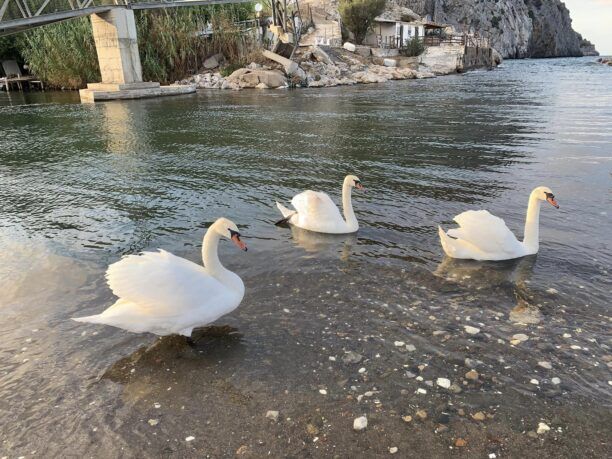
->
[276, 175, 364, 234]
[72, 218, 247, 336]
[438, 186, 559, 261]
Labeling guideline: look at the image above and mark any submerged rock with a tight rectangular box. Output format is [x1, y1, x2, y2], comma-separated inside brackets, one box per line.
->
[353, 416, 367, 431]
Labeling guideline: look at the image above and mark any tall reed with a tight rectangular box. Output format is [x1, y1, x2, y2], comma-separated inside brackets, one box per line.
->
[16, 4, 258, 89]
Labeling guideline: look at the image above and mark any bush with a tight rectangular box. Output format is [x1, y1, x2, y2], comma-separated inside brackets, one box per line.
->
[339, 0, 386, 45]
[399, 37, 424, 57]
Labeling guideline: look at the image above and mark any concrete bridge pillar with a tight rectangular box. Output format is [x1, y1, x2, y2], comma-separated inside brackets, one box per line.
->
[90, 9, 143, 84]
[79, 7, 195, 102]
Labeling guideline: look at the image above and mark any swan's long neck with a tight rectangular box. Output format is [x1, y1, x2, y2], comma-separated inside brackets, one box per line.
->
[522, 193, 542, 254]
[342, 182, 358, 230]
[202, 230, 241, 292]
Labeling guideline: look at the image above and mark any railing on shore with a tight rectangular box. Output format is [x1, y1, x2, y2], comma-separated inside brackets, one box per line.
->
[378, 34, 490, 49]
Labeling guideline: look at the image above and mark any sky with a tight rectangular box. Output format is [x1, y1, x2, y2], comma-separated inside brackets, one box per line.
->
[564, 0, 612, 55]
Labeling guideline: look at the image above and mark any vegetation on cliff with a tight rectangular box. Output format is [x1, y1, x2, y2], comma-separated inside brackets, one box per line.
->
[339, 0, 386, 45]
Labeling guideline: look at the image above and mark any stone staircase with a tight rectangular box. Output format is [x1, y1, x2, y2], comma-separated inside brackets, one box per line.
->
[299, 0, 342, 47]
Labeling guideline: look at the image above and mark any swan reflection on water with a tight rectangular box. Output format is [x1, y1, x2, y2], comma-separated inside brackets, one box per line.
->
[434, 255, 543, 324]
[287, 225, 357, 260]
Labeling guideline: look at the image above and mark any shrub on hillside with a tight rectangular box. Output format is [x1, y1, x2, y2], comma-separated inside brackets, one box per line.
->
[339, 0, 386, 45]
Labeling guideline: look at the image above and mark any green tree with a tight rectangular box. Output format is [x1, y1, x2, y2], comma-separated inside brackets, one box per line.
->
[339, 0, 386, 45]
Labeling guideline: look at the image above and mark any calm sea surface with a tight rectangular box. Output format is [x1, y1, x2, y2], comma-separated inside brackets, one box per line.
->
[0, 57, 610, 457]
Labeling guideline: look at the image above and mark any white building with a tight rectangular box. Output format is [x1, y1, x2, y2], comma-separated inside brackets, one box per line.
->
[364, 4, 425, 49]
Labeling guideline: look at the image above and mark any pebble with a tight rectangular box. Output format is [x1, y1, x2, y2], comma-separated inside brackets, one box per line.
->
[147, 419, 159, 426]
[551, 377, 561, 385]
[394, 341, 405, 347]
[464, 325, 480, 335]
[537, 422, 550, 434]
[266, 410, 279, 422]
[319, 389, 328, 395]
[530, 379, 539, 385]
[358, 367, 366, 374]
[415, 409, 428, 420]
[153, 403, 161, 409]
[449, 384, 463, 394]
[512, 333, 529, 342]
[185, 436, 195, 442]
[455, 438, 467, 447]
[353, 416, 368, 431]
[465, 370, 479, 381]
[402, 415, 412, 423]
[342, 351, 363, 364]
[472, 412, 486, 421]
[538, 361, 552, 370]
[329, 356, 336, 361]
[406, 344, 416, 352]
[417, 388, 427, 394]
[389, 447, 398, 454]
[436, 378, 451, 389]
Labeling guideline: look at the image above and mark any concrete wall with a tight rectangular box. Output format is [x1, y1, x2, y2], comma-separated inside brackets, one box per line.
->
[461, 46, 494, 71]
[365, 22, 425, 48]
[90, 9, 142, 84]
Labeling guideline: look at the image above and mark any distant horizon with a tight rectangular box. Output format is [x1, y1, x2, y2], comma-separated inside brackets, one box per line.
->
[565, 0, 612, 55]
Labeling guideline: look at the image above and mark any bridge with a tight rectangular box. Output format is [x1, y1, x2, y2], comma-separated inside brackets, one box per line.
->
[0, 0, 253, 102]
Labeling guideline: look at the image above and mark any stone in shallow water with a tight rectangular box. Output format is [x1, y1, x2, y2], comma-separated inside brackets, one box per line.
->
[389, 446, 398, 454]
[464, 325, 480, 335]
[537, 422, 550, 434]
[266, 410, 279, 422]
[551, 377, 561, 385]
[353, 416, 367, 431]
[148, 419, 159, 426]
[343, 351, 363, 364]
[394, 341, 405, 347]
[465, 370, 479, 381]
[512, 333, 529, 342]
[538, 361, 553, 369]
[472, 412, 486, 421]
[437, 378, 451, 389]
[406, 344, 416, 352]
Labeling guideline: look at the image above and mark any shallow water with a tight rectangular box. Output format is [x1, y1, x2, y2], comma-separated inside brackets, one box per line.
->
[0, 58, 611, 457]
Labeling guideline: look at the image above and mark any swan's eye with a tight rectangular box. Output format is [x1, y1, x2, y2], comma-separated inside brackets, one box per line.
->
[545, 192, 555, 199]
[229, 229, 241, 239]
[354, 180, 360, 185]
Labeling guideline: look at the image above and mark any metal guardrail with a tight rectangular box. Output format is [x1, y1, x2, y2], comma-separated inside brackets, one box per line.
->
[0, 0, 250, 36]
[378, 34, 490, 49]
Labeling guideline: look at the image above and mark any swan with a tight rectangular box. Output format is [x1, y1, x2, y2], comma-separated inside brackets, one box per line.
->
[438, 186, 559, 261]
[275, 175, 364, 234]
[72, 218, 247, 337]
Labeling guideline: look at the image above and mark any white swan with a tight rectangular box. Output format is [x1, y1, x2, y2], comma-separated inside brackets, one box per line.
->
[438, 186, 559, 261]
[275, 175, 364, 234]
[72, 218, 247, 336]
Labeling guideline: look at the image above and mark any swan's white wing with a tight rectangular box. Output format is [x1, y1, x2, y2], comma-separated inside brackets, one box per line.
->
[448, 210, 522, 256]
[106, 250, 228, 317]
[291, 190, 344, 224]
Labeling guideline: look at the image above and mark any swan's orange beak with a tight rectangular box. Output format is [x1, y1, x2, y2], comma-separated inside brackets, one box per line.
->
[231, 234, 247, 251]
[546, 196, 559, 209]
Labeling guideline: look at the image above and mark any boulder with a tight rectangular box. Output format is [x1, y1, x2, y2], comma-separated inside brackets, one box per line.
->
[311, 46, 333, 65]
[203, 53, 224, 69]
[383, 58, 397, 67]
[257, 70, 287, 88]
[354, 45, 371, 58]
[343, 42, 356, 52]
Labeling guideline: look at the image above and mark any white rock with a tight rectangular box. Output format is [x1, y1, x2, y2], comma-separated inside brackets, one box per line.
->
[551, 377, 561, 385]
[389, 446, 398, 454]
[512, 333, 529, 342]
[329, 356, 336, 361]
[417, 388, 427, 394]
[406, 344, 416, 352]
[266, 410, 279, 421]
[358, 367, 366, 374]
[185, 436, 195, 442]
[383, 58, 397, 67]
[546, 288, 558, 294]
[343, 42, 357, 52]
[537, 422, 550, 434]
[319, 389, 327, 395]
[353, 416, 367, 431]
[148, 419, 159, 426]
[530, 379, 539, 385]
[436, 378, 451, 389]
[153, 403, 161, 409]
[394, 341, 405, 347]
[464, 325, 480, 335]
[538, 361, 552, 370]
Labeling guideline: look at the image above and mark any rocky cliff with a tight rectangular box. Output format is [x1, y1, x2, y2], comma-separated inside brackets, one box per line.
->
[396, 0, 594, 58]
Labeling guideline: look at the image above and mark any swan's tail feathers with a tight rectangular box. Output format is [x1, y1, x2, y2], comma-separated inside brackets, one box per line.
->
[275, 202, 296, 226]
[71, 314, 104, 325]
[438, 225, 455, 258]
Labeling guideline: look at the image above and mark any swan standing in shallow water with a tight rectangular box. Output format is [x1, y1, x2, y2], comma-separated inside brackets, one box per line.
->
[72, 218, 247, 337]
[438, 186, 559, 261]
[276, 175, 364, 234]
